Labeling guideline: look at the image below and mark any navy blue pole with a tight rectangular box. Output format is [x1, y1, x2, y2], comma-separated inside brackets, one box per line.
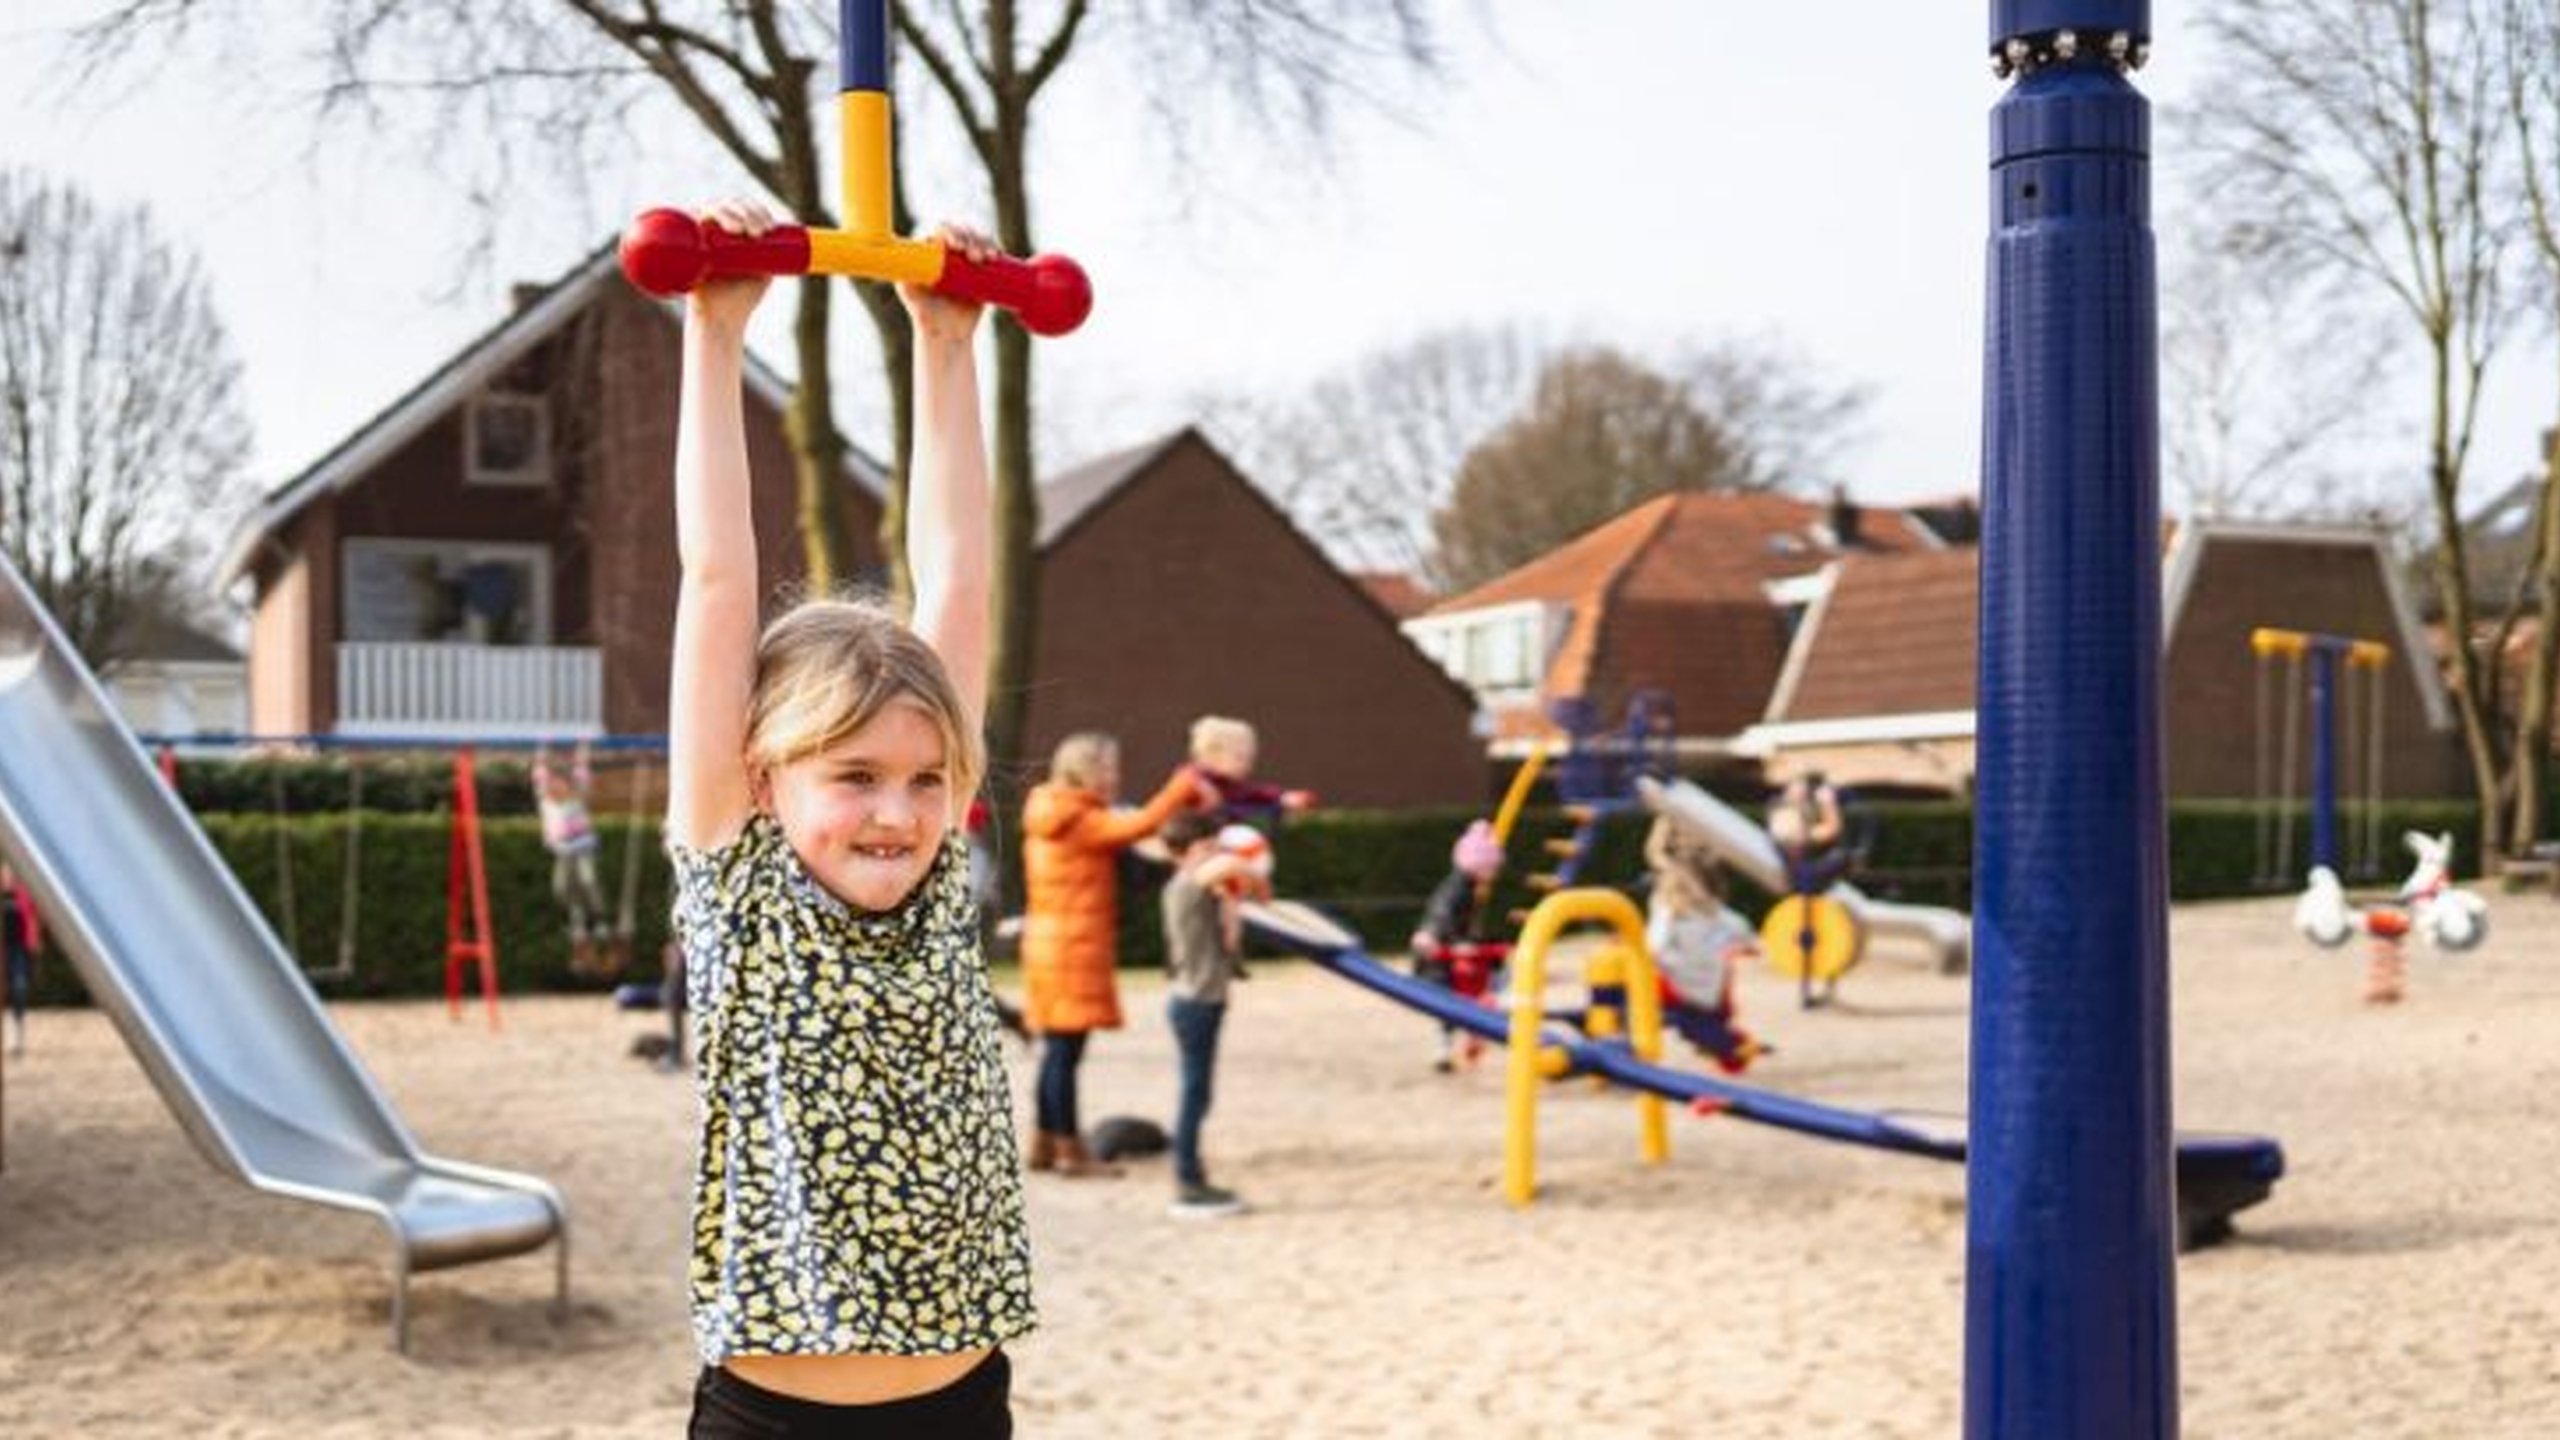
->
[1968, 4, 2175, 1437]
[839, 0, 889, 92]
[2309, 644, 2339, 872]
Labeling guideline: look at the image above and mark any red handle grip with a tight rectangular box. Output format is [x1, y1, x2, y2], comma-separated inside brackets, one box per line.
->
[931, 248, 1094, 337]
[618, 208, 812, 297]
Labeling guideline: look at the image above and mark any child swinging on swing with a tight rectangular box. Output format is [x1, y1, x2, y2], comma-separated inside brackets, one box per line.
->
[534, 740, 612, 970]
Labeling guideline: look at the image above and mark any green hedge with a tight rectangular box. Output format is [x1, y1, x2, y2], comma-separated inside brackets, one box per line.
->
[12, 794, 2489, 1006]
[163, 753, 542, 815]
[18, 813, 671, 1008]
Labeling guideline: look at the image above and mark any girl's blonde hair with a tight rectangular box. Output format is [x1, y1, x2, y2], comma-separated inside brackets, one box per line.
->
[1048, 732, 1120, 789]
[1188, 714, 1256, 766]
[744, 599, 984, 807]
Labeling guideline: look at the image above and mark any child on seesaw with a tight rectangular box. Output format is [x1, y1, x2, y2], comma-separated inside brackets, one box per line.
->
[1644, 815, 1768, 1075]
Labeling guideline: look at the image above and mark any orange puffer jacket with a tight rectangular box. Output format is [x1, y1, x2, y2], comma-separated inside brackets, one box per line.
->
[1019, 769, 1200, 1034]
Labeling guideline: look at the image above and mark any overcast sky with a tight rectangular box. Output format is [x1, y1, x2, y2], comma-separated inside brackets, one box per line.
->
[3, 2, 2551, 527]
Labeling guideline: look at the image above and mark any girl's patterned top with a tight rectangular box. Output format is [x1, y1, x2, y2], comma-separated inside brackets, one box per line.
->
[671, 813, 1035, 1363]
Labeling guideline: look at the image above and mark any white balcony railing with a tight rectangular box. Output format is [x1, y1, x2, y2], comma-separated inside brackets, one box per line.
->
[335, 642, 603, 738]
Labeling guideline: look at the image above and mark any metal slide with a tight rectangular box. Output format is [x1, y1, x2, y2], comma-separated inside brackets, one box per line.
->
[1636, 776, 1972, 972]
[0, 557, 565, 1349]
[1242, 900, 2283, 1248]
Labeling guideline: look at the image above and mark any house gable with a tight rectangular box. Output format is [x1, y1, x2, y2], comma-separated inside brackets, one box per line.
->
[238, 257, 887, 736]
[1027, 430, 1482, 806]
[2161, 526, 2463, 799]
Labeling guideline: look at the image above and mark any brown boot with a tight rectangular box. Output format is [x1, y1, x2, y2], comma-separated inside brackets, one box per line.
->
[1053, 1135, 1123, 1179]
[1027, 1131, 1060, 1172]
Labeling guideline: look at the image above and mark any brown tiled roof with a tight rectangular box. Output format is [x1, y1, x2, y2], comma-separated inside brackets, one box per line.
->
[1428, 490, 1932, 740]
[1775, 547, 1980, 722]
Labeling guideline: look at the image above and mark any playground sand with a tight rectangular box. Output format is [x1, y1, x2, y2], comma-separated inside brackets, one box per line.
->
[3, 893, 2559, 1436]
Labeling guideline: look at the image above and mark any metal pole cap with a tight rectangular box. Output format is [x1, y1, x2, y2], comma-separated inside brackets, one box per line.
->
[1990, 0, 2148, 48]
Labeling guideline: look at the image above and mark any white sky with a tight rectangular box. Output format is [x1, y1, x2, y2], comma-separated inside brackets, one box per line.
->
[2, 2, 2551, 526]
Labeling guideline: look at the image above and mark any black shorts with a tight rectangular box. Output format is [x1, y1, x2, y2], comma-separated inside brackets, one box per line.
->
[689, 1352, 1011, 1439]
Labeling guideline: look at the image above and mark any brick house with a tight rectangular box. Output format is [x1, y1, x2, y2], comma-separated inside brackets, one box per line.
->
[219, 247, 885, 740]
[1017, 428, 1484, 807]
[1401, 491, 1940, 757]
[1743, 521, 2469, 798]
[221, 256, 1483, 806]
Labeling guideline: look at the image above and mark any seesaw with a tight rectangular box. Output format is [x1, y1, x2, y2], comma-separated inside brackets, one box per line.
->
[1241, 893, 2283, 1250]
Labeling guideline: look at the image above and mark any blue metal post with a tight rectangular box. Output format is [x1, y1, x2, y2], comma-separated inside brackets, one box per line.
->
[2309, 642, 2339, 873]
[839, 0, 889, 91]
[1969, 4, 2175, 1437]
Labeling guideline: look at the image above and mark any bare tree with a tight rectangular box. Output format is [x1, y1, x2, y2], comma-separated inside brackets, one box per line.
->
[2191, 0, 2522, 860]
[73, 1, 890, 604]
[1671, 334, 1872, 497]
[1199, 323, 1546, 576]
[0, 170, 253, 666]
[1427, 345, 1744, 593]
[2162, 237, 2394, 520]
[77, 0, 1453, 771]
[887, 0, 1445, 769]
[2497, 0, 2560, 853]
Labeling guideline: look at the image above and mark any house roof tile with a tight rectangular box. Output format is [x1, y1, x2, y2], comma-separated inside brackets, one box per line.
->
[1774, 547, 1980, 722]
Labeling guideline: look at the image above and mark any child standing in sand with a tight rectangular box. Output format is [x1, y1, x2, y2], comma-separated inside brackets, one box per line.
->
[1156, 809, 1258, 1219]
[664, 198, 1027, 1435]
[2, 862, 36, 1057]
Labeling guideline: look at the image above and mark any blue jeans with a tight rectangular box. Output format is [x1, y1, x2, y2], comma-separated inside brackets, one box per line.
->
[1035, 1031, 1089, 1136]
[1167, 996, 1227, 1187]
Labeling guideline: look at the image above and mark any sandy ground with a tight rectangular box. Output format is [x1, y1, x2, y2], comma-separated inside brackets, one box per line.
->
[3, 892, 2559, 1437]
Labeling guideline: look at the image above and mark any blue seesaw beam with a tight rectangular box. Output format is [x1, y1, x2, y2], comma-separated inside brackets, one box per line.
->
[1240, 901, 2282, 1252]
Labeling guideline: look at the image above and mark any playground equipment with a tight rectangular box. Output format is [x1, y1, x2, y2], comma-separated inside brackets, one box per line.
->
[1972, 3, 2182, 1429]
[1502, 693, 1674, 924]
[143, 733, 672, 1016]
[1242, 896, 2282, 1250]
[1637, 777, 1970, 976]
[0, 556, 568, 1351]
[2251, 626, 2392, 888]
[617, 0, 1092, 337]
[2294, 828, 2489, 954]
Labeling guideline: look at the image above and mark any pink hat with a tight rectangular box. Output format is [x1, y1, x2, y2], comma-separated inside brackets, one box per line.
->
[1452, 820, 1504, 881]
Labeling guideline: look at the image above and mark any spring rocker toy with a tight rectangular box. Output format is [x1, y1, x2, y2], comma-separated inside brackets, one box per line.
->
[2294, 829, 2487, 1001]
[616, 0, 1093, 337]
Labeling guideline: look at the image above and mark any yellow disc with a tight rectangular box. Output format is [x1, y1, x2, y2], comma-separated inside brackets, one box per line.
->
[1759, 895, 1860, 982]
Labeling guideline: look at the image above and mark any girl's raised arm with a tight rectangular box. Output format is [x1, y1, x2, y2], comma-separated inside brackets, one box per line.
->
[900, 225, 996, 736]
[665, 202, 775, 851]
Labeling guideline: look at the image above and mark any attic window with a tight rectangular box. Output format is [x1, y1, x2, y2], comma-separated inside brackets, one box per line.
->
[466, 392, 552, 488]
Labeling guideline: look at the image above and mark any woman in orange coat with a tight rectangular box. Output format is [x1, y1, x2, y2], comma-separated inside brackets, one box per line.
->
[1020, 732, 1207, 1176]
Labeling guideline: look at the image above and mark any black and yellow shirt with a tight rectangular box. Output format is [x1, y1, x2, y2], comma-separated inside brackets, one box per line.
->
[672, 814, 1035, 1363]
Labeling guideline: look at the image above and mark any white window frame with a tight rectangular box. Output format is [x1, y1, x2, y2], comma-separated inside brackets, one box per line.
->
[340, 538, 554, 646]
[1402, 600, 1559, 700]
[464, 390, 553, 488]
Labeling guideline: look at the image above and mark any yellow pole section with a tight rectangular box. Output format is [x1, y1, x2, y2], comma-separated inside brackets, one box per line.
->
[839, 91, 895, 239]
[1490, 740, 1552, 850]
[805, 228, 946, 286]
[2347, 639, 2392, 670]
[2249, 626, 2307, 659]
[1502, 887, 1667, 1206]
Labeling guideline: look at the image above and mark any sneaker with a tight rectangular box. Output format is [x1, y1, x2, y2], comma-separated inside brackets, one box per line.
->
[1169, 1183, 1248, 1219]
